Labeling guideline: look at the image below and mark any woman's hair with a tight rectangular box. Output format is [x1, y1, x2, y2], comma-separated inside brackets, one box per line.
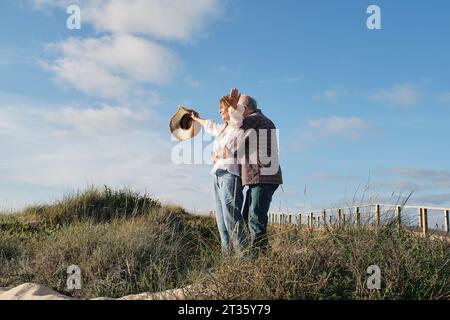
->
[219, 97, 228, 107]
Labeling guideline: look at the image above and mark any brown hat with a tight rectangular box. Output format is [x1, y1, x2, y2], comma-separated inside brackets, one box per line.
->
[169, 106, 201, 141]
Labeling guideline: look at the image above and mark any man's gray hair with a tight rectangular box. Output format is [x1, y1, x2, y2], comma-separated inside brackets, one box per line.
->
[239, 95, 258, 112]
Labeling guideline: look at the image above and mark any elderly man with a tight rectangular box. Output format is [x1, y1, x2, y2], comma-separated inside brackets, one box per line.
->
[225, 91, 283, 257]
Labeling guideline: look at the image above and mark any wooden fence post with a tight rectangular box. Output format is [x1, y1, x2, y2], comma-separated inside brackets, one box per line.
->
[396, 206, 402, 231]
[445, 210, 449, 234]
[375, 204, 380, 228]
[322, 210, 326, 227]
[418, 208, 423, 229]
[269, 206, 448, 235]
[356, 207, 361, 227]
[422, 208, 428, 237]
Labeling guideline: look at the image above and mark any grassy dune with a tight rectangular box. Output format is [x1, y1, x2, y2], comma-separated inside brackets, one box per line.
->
[1, 186, 449, 300]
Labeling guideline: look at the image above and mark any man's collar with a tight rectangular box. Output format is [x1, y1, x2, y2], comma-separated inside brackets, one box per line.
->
[248, 109, 261, 116]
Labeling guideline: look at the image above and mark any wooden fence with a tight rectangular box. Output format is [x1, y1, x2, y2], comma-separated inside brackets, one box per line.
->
[268, 204, 450, 237]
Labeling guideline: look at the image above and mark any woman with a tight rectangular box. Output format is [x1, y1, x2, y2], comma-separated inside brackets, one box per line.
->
[190, 90, 246, 256]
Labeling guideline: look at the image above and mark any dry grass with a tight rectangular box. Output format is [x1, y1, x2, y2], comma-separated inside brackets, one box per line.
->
[0, 187, 221, 299]
[1, 186, 449, 300]
[186, 225, 450, 300]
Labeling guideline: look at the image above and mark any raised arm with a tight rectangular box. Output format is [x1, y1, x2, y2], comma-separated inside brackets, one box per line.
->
[228, 103, 244, 129]
[222, 88, 241, 110]
[190, 112, 225, 136]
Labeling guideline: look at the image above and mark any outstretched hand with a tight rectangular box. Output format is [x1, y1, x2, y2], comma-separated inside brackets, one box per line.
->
[223, 88, 241, 110]
[190, 111, 200, 121]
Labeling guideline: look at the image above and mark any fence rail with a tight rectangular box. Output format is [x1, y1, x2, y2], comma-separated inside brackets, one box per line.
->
[268, 203, 450, 237]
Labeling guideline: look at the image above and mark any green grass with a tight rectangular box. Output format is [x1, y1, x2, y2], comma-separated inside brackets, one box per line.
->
[0, 186, 221, 299]
[188, 226, 450, 300]
[1, 186, 449, 300]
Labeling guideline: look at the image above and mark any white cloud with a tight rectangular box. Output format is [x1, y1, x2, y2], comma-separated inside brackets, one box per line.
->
[310, 172, 348, 182]
[294, 116, 370, 150]
[258, 76, 302, 85]
[0, 48, 35, 66]
[1, 1, 223, 211]
[374, 180, 426, 193]
[307, 116, 370, 139]
[369, 83, 421, 107]
[314, 86, 347, 102]
[42, 104, 149, 135]
[0, 101, 214, 212]
[30, 0, 220, 41]
[413, 193, 450, 206]
[32, 0, 221, 100]
[371, 167, 450, 207]
[42, 34, 178, 99]
[217, 65, 241, 79]
[437, 92, 450, 104]
[380, 167, 450, 189]
[0, 114, 20, 132]
[184, 76, 203, 88]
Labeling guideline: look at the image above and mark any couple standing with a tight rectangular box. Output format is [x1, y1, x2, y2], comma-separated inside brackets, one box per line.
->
[191, 88, 283, 258]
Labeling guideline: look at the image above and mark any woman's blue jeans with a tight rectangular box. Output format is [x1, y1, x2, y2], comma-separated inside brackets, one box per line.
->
[213, 169, 246, 255]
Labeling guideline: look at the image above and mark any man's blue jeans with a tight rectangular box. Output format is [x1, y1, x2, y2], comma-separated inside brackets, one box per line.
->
[243, 184, 279, 256]
[213, 169, 246, 255]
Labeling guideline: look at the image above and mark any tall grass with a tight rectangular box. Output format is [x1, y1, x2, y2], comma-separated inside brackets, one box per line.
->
[1, 186, 449, 300]
[187, 225, 450, 300]
[19, 185, 161, 225]
[0, 186, 221, 299]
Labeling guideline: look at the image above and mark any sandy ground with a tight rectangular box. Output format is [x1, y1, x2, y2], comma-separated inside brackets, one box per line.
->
[0, 283, 74, 300]
[0, 283, 192, 300]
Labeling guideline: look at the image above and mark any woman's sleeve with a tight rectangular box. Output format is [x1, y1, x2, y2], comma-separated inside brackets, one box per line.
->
[204, 120, 226, 136]
[228, 103, 244, 129]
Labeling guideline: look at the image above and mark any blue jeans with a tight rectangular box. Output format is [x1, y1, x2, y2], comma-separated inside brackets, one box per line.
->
[213, 169, 246, 255]
[242, 184, 279, 256]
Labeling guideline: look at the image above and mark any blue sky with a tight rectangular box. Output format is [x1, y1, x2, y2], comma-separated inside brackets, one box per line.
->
[1, 0, 449, 222]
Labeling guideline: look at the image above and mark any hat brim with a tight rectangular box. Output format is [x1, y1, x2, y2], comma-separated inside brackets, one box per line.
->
[169, 106, 201, 141]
